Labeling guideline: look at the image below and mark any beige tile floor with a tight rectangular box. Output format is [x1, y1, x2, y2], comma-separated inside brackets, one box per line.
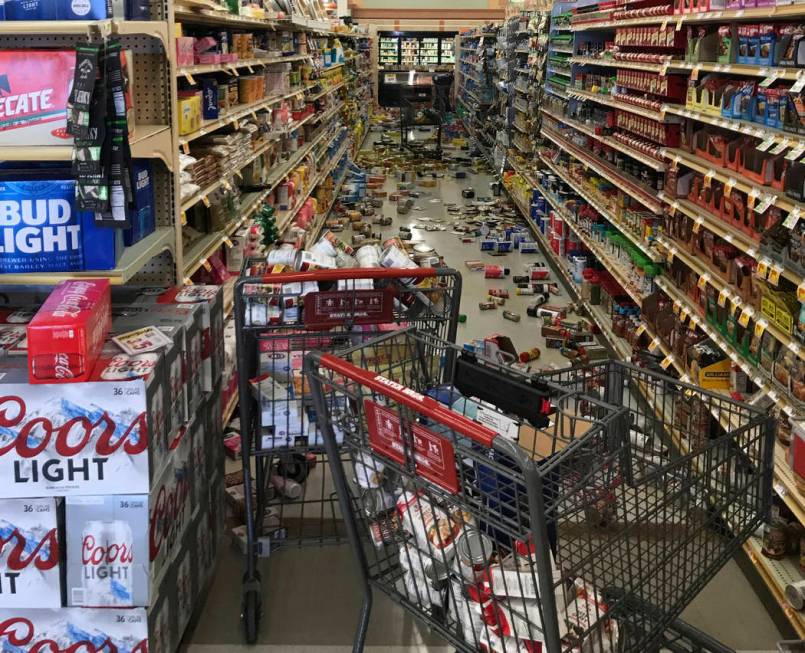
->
[184, 129, 791, 652]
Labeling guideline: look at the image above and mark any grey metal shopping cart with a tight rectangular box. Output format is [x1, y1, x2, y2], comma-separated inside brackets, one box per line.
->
[305, 329, 775, 652]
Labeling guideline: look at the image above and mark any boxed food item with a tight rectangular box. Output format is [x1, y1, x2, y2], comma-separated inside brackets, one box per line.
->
[0, 50, 75, 145]
[26, 279, 111, 384]
[65, 494, 150, 608]
[0, 497, 61, 608]
[0, 607, 148, 651]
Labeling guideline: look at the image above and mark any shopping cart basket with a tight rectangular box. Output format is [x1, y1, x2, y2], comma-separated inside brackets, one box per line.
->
[234, 267, 462, 642]
[305, 329, 775, 653]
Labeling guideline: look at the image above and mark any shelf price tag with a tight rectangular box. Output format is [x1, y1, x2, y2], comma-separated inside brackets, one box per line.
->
[201, 258, 212, 272]
[759, 73, 779, 88]
[649, 338, 661, 352]
[666, 246, 677, 264]
[772, 137, 791, 155]
[693, 217, 704, 233]
[738, 306, 754, 327]
[786, 145, 805, 161]
[180, 211, 187, 226]
[724, 177, 737, 196]
[697, 273, 711, 290]
[201, 195, 211, 208]
[756, 137, 776, 152]
[788, 340, 802, 356]
[718, 289, 730, 307]
[181, 142, 190, 155]
[679, 308, 689, 324]
[672, 300, 681, 315]
[747, 188, 760, 210]
[660, 355, 674, 370]
[703, 170, 715, 189]
[791, 72, 805, 94]
[784, 206, 802, 229]
[754, 318, 769, 338]
[635, 324, 647, 337]
[754, 194, 775, 214]
[183, 277, 193, 286]
[223, 237, 234, 248]
[757, 258, 770, 278]
[183, 72, 196, 85]
[690, 65, 701, 81]
[768, 265, 783, 286]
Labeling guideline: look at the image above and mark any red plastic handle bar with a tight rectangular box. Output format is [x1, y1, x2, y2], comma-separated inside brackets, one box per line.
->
[258, 267, 439, 284]
[317, 352, 497, 447]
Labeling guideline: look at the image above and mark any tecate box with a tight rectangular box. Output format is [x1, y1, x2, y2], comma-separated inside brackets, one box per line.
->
[0, 607, 148, 652]
[149, 424, 194, 588]
[65, 495, 149, 608]
[0, 362, 150, 497]
[26, 279, 111, 384]
[0, 50, 75, 146]
[0, 498, 61, 608]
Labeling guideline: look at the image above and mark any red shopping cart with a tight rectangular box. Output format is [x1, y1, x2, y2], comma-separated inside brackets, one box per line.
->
[233, 266, 462, 642]
[304, 329, 775, 653]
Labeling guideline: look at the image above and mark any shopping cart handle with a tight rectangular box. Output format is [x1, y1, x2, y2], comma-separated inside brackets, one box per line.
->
[317, 352, 497, 447]
[256, 267, 440, 283]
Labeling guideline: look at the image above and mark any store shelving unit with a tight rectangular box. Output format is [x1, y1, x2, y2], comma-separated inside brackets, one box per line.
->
[539, 0, 805, 635]
[0, 7, 371, 289]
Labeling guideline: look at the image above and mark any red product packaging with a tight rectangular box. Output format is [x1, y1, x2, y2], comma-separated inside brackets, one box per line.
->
[26, 279, 111, 384]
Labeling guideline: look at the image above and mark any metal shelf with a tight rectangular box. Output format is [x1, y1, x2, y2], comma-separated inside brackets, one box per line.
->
[572, 4, 805, 31]
[657, 191, 804, 288]
[662, 104, 805, 150]
[538, 152, 662, 262]
[0, 18, 169, 46]
[663, 147, 803, 216]
[569, 88, 673, 122]
[0, 226, 174, 286]
[542, 107, 666, 171]
[541, 125, 664, 214]
[177, 54, 309, 78]
[0, 124, 173, 169]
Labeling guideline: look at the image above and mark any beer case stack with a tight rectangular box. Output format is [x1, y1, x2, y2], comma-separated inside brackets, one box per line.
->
[0, 280, 225, 652]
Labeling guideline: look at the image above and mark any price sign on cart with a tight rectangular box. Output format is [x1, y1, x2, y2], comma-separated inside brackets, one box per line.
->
[364, 400, 459, 493]
[305, 289, 395, 327]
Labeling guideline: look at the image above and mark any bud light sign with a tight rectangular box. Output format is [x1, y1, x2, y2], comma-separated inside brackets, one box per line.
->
[0, 498, 61, 608]
[0, 381, 149, 497]
[0, 180, 82, 273]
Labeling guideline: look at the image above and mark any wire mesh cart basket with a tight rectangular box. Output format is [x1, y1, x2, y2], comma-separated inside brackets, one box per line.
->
[234, 267, 462, 642]
[304, 329, 775, 653]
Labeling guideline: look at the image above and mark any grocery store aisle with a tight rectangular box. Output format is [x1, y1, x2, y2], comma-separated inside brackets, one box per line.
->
[184, 129, 787, 652]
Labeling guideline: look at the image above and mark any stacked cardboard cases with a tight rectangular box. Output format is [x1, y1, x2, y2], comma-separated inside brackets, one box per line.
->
[0, 283, 225, 653]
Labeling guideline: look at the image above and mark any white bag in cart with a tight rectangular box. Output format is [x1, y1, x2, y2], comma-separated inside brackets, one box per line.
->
[396, 490, 469, 561]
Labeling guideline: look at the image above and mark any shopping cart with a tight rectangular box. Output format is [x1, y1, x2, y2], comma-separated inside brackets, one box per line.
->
[234, 267, 462, 642]
[304, 330, 775, 653]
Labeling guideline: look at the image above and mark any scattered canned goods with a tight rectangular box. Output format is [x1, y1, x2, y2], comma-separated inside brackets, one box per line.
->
[480, 239, 497, 251]
[458, 314, 467, 323]
[496, 241, 513, 253]
[461, 237, 475, 244]
[484, 265, 510, 279]
[453, 529, 494, 583]
[519, 347, 541, 363]
[489, 296, 505, 306]
[502, 310, 521, 322]
[479, 301, 497, 311]
[488, 289, 509, 298]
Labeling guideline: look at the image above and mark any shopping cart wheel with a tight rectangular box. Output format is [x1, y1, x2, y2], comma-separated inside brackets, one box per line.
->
[277, 453, 313, 484]
[242, 580, 262, 644]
